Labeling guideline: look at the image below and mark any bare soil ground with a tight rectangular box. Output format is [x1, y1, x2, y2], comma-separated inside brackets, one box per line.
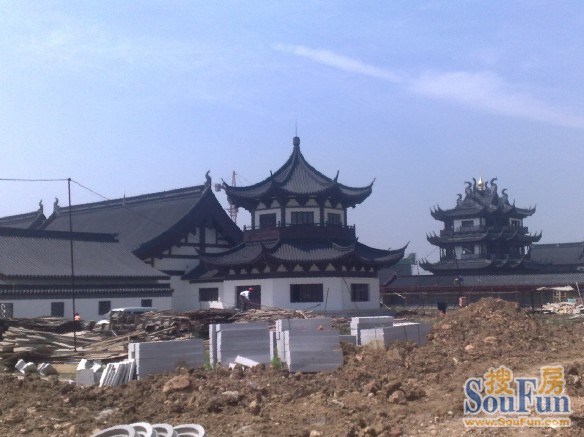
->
[1, 298, 584, 436]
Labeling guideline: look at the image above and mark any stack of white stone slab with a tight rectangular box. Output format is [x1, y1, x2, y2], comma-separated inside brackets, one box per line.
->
[275, 318, 343, 373]
[350, 316, 395, 345]
[128, 338, 205, 380]
[99, 359, 136, 387]
[209, 321, 271, 368]
[359, 321, 432, 347]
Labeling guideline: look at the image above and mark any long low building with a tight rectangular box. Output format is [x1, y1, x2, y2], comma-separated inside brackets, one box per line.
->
[381, 271, 584, 309]
[0, 226, 171, 320]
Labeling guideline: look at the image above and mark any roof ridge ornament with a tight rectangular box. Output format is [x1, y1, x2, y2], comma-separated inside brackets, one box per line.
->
[477, 176, 485, 191]
[293, 136, 300, 149]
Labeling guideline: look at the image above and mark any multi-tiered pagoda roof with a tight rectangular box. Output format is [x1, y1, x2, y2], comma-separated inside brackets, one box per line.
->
[191, 137, 404, 280]
[222, 136, 373, 210]
[421, 177, 542, 275]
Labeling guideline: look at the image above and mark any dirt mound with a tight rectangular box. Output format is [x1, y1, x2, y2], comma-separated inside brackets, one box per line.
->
[1, 298, 584, 436]
[429, 298, 546, 360]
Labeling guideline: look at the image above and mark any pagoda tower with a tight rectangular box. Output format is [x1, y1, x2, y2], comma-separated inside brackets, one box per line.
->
[190, 136, 405, 311]
[420, 177, 542, 275]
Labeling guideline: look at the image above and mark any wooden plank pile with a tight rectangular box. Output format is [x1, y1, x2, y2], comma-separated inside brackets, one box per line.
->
[0, 325, 96, 366]
[230, 308, 350, 332]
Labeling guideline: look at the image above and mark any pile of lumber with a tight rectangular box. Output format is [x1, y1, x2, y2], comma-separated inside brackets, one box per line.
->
[0, 325, 96, 366]
[230, 308, 313, 323]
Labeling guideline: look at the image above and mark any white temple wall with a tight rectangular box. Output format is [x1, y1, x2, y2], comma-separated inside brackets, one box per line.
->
[0, 295, 172, 321]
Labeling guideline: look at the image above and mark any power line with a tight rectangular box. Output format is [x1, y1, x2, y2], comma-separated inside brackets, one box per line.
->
[0, 178, 68, 182]
[70, 179, 110, 202]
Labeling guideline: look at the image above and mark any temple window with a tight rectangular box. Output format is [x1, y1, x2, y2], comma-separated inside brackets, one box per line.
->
[461, 220, 474, 228]
[98, 300, 111, 315]
[327, 213, 341, 226]
[291, 211, 314, 225]
[199, 288, 219, 301]
[290, 283, 323, 302]
[510, 219, 521, 228]
[351, 284, 370, 302]
[51, 302, 65, 317]
[259, 213, 277, 228]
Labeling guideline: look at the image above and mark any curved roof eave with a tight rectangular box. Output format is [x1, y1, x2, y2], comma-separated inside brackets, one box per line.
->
[134, 188, 242, 258]
[222, 137, 374, 206]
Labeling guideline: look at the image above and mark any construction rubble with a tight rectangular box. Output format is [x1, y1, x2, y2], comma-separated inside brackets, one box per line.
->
[541, 300, 584, 314]
[1, 300, 584, 435]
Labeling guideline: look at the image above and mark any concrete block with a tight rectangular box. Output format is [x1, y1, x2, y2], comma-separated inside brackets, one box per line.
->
[359, 322, 432, 347]
[76, 358, 90, 371]
[77, 368, 98, 386]
[131, 338, 204, 379]
[276, 320, 343, 372]
[351, 316, 395, 345]
[277, 318, 332, 332]
[38, 363, 58, 376]
[15, 359, 27, 373]
[212, 323, 271, 367]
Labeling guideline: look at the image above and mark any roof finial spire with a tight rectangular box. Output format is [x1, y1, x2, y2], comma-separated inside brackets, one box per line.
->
[293, 121, 300, 149]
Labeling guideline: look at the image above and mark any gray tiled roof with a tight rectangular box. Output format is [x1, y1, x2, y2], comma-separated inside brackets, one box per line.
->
[530, 242, 584, 266]
[197, 238, 405, 268]
[40, 186, 205, 251]
[383, 272, 584, 289]
[0, 209, 46, 229]
[38, 185, 241, 255]
[0, 227, 168, 279]
[0, 286, 172, 296]
[223, 137, 373, 208]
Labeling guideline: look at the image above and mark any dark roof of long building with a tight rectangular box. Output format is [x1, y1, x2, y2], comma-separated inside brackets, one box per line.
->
[383, 271, 584, 290]
[0, 227, 168, 279]
[530, 242, 584, 266]
[222, 137, 373, 210]
[431, 177, 536, 221]
[36, 184, 242, 258]
[194, 238, 405, 270]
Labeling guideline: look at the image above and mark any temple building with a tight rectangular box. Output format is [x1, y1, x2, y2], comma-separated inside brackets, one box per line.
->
[0, 180, 242, 317]
[420, 177, 542, 275]
[188, 136, 405, 312]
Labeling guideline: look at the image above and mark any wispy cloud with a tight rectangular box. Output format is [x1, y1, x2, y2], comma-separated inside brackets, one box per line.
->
[274, 44, 584, 129]
[411, 71, 584, 129]
[273, 44, 405, 83]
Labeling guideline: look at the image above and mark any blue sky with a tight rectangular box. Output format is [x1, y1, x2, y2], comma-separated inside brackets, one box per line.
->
[1, 1, 583, 263]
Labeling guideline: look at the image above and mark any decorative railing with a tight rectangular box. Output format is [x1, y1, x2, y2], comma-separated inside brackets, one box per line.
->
[439, 252, 524, 261]
[243, 222, 356, 242]
[440, 225, 528, 236]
